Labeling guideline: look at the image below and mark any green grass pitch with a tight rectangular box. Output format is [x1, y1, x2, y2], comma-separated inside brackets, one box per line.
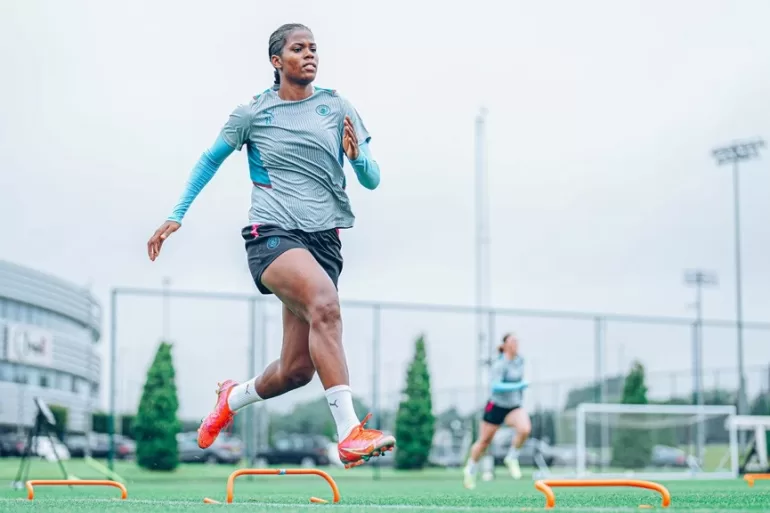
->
[0, 459, 768, 512]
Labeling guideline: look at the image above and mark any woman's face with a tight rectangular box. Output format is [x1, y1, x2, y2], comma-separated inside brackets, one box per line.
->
[504, 335, 519, 355]
[274, 29, 318, 86]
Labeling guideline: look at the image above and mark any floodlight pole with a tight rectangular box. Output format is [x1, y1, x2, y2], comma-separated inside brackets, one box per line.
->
[108, 289, 117, 470]
[711, 138, 765, 423]
[474, 107, 490, 423]
[684, 269, 717, 464]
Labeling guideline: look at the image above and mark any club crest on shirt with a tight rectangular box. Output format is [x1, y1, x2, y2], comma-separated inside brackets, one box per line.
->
[316, 104, 331, 116]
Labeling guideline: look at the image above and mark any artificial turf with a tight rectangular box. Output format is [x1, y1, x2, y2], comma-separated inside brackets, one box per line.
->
[0, 459, 768, 512]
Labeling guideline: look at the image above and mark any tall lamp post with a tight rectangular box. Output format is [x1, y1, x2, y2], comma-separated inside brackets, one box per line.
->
[711, 138, 765, 420]
[474, 107, 490, 427]
[684, 269, 717, 463]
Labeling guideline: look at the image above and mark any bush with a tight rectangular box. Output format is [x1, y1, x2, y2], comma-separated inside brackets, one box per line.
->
[48, 404, 68, 440]
[133, 341, 181, 471]
[394, 335, 435, 470]
[610, 361, 652, 469]
[121, 415, 136, 439]
[92, 411, 109, 434]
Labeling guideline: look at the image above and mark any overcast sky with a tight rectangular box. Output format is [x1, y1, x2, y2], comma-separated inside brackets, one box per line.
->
[2, 0, 770, 420]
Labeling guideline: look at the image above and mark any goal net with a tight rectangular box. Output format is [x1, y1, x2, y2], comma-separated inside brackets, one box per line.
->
[573, 403, 738, 480]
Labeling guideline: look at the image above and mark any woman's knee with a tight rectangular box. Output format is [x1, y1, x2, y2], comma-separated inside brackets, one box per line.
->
[478, 426, 497, 446]
[308, 292, 341, 329]
[475, 436, 493, 452]
[512, 415, 532, 438]
[284, 361, 315, 388]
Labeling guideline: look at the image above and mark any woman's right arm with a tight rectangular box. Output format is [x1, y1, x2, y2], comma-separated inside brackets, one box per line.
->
[147, 103, 254, 261]
[167, 134, 236, 224]
[166, 102, 252, 223]
[147, 134, 236, 261]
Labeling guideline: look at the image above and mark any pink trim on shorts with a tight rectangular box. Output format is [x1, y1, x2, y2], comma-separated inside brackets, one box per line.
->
[251, 224, 260, 238]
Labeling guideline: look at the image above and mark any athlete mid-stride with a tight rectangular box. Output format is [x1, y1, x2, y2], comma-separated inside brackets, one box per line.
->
[463, 333, 531, 489]
[146, 23, 394, 469]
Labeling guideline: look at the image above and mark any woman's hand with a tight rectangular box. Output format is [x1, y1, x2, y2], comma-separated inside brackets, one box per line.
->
[147, 220, 180, 261]
[342, 116, 359, 161]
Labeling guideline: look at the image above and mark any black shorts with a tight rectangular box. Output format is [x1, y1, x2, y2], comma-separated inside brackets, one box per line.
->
[482, 401, 519, 426]
[242, 223, 343, 295]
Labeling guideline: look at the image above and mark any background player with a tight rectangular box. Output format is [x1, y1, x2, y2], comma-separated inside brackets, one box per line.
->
[463, 333, 531, 489]
[146, 23, 394, 469]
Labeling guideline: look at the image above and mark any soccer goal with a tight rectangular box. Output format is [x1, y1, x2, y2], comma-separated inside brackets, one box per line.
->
[574, 403, 738, 480]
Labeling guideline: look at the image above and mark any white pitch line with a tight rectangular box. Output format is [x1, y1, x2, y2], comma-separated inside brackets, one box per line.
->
[0, 499, 759, 513]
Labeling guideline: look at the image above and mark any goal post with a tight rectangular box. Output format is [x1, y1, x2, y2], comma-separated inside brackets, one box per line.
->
[575, 403, 738, 480]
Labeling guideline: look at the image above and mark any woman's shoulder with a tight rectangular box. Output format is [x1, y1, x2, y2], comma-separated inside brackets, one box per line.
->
[314, 87, 356, 107]
[250, 88, 278, 107]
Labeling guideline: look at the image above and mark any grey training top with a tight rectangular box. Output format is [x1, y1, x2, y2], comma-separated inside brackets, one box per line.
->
[220, 87, 371, 232]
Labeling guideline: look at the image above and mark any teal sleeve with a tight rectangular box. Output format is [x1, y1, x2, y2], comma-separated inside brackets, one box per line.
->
[491, 381, 529, 393]
[349, 141, 380, 190]
[167, 135, 235, 224]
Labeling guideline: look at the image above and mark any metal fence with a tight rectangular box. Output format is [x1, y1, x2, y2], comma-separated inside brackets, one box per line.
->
[105, 286, 770, 468]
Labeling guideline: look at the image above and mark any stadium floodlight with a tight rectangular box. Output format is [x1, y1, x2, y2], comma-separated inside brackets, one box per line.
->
[574, 403, 738, 480]
[712, 139, 765, 165]
[711, 138, 765, 422]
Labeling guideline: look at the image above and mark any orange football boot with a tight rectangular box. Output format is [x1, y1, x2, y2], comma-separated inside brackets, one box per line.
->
[337, 413, 396, 469]
[197, 380, 238, 449]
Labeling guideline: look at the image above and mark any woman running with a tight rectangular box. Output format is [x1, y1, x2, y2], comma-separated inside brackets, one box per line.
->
[463, 333, 531, 489]
[146, 23, 394, 469]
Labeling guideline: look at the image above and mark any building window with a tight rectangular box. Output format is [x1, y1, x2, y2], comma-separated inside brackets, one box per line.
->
[25, 367, 40, 386]
[19, 303, 33, 324]
[56, 371, 73, 391]
[40, 373, 50, 388]
[6, 301, 21, 322]
[0, 362, 12, 382]
[13, 365, 28, 384]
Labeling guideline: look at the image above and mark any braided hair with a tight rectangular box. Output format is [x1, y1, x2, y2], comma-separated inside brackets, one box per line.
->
[268, 23, 312, 89]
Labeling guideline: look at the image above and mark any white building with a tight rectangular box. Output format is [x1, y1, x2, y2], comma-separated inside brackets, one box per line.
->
[0, 260, 101, 433]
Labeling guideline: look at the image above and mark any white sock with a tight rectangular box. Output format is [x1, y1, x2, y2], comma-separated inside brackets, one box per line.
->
[227, 378, 263, 411]
[506, 446, 519, 461]
[465, 458, 478, 474]
[324, 385, 360, 441]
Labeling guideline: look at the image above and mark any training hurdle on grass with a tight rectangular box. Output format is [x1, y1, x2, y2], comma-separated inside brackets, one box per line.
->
[534, 479, 671, 509]
[203, 468, 341, 505]
[26, 480, 128, 500]
[744, 473, 770, 487]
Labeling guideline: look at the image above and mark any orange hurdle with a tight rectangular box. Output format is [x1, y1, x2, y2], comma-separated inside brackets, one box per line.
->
[26, 479, 128, 500]
[203, 468, 341, 505]
[534, 479, 671, 509]
[744, 473, 770, 487]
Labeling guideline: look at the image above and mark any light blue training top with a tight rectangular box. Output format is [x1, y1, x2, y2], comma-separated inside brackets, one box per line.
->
[167, 86, 380, 232]
[488, 355, 527, 409]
